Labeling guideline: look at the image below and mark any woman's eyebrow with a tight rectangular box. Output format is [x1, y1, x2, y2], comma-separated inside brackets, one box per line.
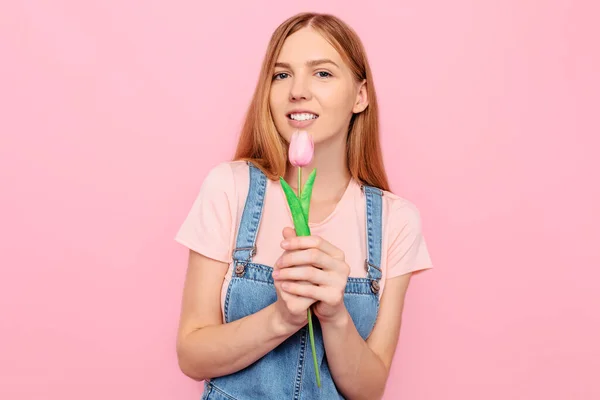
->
[274, 59, 340, 69]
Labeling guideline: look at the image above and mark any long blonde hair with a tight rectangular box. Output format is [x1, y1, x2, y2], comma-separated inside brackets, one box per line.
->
[232, 12, 390, 191]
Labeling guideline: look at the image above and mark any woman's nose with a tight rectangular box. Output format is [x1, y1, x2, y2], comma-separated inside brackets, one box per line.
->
[289, 77, 311, 101]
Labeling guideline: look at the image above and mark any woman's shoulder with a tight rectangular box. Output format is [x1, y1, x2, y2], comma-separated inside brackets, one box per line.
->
[204, 160, 248, 177]
[379, 188, 423, 227]
[201, 160, 249, 186]
[190, 161, 246, 203]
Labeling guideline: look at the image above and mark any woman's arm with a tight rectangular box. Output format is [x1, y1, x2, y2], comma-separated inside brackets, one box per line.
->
[176, 250, 301, 381]
[274, 231, 413, 399]
[320, 273, 411, 400]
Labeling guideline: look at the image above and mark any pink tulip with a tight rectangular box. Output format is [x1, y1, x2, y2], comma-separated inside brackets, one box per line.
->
[288, 130, 314, 167]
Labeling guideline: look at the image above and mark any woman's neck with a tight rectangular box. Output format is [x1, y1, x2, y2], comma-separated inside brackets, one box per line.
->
[283, 133, 351, 203]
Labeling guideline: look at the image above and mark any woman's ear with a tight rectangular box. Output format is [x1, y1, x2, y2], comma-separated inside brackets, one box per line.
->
[352, 80, 369, 114]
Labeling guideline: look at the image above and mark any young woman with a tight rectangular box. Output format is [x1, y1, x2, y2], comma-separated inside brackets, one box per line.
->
[175, 12, 433, 400]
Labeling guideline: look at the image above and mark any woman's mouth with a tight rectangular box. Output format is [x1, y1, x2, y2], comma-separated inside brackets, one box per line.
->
[287, 112, 319, 128]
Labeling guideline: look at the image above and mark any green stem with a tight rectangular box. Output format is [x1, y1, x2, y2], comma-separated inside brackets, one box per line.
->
[298, 167, 321, 388]
[307, 307, 320, 387]
[280, 170, 320, 388]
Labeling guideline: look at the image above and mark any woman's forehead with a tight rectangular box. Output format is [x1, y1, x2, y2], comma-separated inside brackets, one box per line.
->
[277, 28, 343, 66]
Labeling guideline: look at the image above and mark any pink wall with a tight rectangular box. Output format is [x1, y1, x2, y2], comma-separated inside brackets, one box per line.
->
[1, 1, 598, 399]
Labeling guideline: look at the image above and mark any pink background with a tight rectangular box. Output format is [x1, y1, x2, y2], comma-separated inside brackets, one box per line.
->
[1, 1, 598, 399]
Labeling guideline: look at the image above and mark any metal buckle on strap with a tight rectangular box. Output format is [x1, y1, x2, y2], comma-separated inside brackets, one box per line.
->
[364, 259, 381, 272]
[233, 246, 257, 257]
[232, 246, 256, 271]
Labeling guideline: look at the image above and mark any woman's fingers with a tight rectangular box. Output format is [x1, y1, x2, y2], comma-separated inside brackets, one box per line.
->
[280, 281, 342, 305]
[282, 226, 296, 240]
[273, 266, 330, 285]
[276, 248, 343, 272]
[280, 229, 345, 261]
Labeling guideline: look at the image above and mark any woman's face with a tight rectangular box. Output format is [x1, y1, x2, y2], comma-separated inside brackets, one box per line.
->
[269, 27, 368, 145]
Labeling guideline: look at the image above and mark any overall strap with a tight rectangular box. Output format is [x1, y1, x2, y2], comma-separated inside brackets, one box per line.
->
[231, 161, 267, 267]
[362, 184, 384, 294]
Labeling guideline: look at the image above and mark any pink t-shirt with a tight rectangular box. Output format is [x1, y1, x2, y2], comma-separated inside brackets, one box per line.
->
[175, 161, 433, 318]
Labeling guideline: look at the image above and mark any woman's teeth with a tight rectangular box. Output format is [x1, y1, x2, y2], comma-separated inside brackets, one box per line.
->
[289, 113, 318, 121]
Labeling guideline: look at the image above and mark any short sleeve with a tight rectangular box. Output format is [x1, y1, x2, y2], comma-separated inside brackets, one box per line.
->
[174, 162, 236, 264]
[385, 201, 433, 279]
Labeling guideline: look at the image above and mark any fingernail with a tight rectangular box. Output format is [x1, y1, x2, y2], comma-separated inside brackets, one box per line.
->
[281, 240, 289, 247]
[272, 270, 279, 278]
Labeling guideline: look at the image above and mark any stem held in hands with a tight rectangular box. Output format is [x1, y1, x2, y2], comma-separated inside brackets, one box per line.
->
[299, 167, 321, 388]
[279, 168, 321, 388]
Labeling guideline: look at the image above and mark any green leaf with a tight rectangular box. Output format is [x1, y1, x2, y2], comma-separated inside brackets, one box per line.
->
[279, 177, 311, 237]
[300, 169, 317, 220]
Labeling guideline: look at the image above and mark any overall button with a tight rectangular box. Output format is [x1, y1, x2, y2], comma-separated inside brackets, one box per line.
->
[235, 264, 246, 277]
[370, 279, 380, 294]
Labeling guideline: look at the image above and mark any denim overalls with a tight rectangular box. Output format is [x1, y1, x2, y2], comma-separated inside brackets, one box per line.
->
[202, 162, 383, 400]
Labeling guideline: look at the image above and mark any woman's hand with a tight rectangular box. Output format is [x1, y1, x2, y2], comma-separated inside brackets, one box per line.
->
[272, 230, 317, 331]
[273, 227, 350, 324]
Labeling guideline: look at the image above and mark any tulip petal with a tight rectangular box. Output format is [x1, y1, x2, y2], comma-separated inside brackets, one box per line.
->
[289, 130, 314, 167]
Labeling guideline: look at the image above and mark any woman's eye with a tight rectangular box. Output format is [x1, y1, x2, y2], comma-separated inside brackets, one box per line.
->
[274, 72, 289, 80]
[316, 71, 332, 78]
